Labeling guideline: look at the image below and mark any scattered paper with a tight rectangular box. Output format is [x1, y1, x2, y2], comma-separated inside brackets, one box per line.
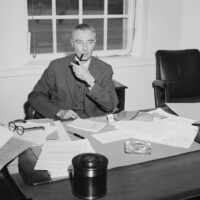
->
[0, 137, 32, 170]
[34, 139, 95, 178]
[113, 111, 139, 121]
[92, 129, 133, 144]
[113, 108, 198, 149]
[54, 120, 71, 141]
[0, 126, 14, 148]
[67, 118, 106, 132]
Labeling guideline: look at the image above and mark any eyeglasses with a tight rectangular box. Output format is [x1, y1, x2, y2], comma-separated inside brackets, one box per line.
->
[8, 119, 45, 135]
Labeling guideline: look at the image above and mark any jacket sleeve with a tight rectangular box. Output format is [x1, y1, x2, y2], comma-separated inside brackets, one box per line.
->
[28, 61, 61, 118]
[86, 66, 119, 112]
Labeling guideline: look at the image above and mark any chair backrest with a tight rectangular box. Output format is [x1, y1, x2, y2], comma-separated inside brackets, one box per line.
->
[156, 49, 200, 98]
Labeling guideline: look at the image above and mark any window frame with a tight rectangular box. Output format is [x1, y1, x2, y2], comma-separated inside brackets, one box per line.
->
[25, 0, 136, 61]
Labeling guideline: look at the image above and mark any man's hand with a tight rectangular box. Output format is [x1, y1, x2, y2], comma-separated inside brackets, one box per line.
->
[56, 109, 79, 120]
[71, 62, 95, 86]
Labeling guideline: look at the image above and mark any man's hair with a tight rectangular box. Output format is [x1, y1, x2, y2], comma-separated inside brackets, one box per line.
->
[71, 23, 96, 37]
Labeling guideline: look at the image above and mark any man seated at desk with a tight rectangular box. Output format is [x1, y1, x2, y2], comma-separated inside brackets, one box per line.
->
[28, 23, 119, 120]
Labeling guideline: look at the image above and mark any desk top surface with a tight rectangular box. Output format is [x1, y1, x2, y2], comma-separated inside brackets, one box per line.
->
[13, 149, 200, 200]
[65, 116, 200, 170]
[10, 112, 200, 200]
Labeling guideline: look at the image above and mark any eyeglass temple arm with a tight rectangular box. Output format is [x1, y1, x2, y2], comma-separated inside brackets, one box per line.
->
[24, 126, 45, 131]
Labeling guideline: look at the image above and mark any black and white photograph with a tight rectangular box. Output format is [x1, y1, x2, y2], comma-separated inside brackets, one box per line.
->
[1, 0, 200, 200]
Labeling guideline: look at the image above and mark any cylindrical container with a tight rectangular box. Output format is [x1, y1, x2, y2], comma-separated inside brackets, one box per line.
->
[72, 153, 108, 200]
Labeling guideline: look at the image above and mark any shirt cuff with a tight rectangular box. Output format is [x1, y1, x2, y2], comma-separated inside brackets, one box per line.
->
[88, 80, 96, 90]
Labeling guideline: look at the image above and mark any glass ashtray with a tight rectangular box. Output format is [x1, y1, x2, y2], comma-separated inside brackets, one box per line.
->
[124, 140, 151, 155]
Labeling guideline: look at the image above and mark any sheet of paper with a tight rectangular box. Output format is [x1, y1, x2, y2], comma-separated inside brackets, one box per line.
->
[34, 139, 95, 178]
[92, 129, 133, 144]
[166, 102, 200, 121]
[0, 126, 14, 148]
[14, 121, 57, 145]
[67, 118, 106, 132]
[0, 137, 32, 170]
[53, 120, 71, 141]
[113, 108, 198, 149]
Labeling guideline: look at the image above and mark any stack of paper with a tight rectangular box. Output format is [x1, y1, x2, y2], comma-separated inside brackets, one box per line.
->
[34, 139, 95, 179]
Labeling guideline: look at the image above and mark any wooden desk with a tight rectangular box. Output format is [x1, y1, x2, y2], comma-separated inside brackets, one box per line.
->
[11, 150, 200, 200]
[6, 112, 200, 200]
[113, 80, 127, 112]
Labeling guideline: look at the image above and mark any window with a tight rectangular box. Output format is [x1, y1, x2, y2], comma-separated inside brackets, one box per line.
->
[27, 0, 136, 59]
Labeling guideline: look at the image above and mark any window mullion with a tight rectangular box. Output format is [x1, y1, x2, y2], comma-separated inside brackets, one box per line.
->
[79, 0, 83, 24]
[104, 0, 108, 51]
[52, 0, 57, 53]
[122, 0, 127, 49]
[126, 0, 135, 51]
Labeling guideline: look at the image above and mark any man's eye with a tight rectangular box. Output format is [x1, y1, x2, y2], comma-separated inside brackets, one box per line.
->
[76, 41, 83, 45]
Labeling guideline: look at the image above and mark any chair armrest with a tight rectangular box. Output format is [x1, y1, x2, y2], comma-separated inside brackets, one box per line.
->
[152, 80, 172, 108]
[152, 80, 172, 89]
[113, 80, 127, 112]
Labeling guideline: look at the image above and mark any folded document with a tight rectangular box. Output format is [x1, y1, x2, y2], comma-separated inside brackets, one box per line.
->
[67, 118, 106, 132]
[34, 139, 95, 179]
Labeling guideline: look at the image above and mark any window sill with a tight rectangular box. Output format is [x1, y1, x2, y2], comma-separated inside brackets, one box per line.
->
[101, 55, 155, 68]
[0, 55, 155, 78]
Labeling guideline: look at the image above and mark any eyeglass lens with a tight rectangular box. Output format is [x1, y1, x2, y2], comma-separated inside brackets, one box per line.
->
[17, 126, 24, 135]
[9, 122, 16, 132]
[9, 122, 24, 135]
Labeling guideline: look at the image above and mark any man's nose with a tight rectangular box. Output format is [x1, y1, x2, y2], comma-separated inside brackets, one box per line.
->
[82, 43, 88, 51]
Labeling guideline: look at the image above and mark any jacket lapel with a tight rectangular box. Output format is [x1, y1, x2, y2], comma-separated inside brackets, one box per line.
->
[64, 55, 76, 99]
[88, 57, 98, 79]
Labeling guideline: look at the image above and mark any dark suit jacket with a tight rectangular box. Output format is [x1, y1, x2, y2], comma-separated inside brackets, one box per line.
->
[28, 55, 119, 119]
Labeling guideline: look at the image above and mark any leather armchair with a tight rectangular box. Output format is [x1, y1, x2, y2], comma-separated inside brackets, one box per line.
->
[152, 49, 200, 108]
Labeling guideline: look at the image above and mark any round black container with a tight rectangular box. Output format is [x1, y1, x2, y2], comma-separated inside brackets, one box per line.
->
[72, 153, 108, 200]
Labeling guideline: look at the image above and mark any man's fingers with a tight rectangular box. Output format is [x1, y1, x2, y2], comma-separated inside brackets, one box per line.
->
[61, 110, 79, 120]
[70, 111, 79, 119]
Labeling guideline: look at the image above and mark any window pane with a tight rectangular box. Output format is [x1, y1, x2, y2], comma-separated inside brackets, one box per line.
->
[107, 18, 127, 50]
[108, 0, 128, 14]
[83, 0, 104, 15]
[56, 0, 78, 15]
[57, 19, 79, 52]
[27, 0, 51, 15]
[28, 20, 53, 54]
[83, 19, 103, 50]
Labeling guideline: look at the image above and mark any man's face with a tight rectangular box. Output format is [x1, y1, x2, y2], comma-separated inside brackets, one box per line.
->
[71, 29, 96, 61]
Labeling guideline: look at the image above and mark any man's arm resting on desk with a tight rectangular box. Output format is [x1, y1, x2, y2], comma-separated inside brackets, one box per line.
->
[56, 109, 79, 120]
